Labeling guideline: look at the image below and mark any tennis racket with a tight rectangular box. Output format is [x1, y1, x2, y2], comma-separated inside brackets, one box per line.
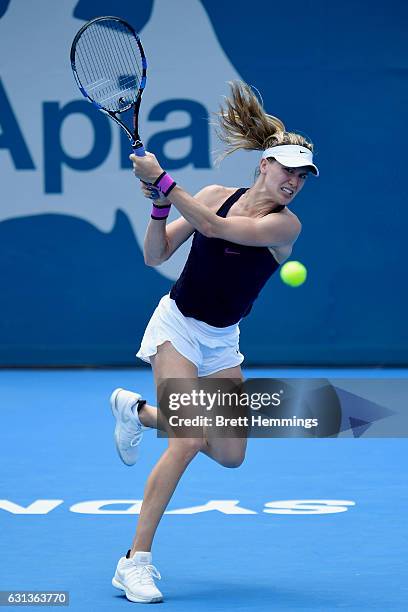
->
[70, 15, 148, 154]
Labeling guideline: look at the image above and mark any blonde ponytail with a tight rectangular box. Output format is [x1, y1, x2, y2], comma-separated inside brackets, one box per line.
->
[215, 81, 313, 161]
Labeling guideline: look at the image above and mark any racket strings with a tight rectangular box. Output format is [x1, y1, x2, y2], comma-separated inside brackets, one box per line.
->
[74, 19, 144, 112]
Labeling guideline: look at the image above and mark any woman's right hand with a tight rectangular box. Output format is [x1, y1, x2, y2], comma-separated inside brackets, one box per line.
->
[140, 181, 170, 205]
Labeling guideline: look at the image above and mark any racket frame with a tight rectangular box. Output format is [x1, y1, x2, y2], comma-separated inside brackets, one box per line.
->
[70, 15, 147, 155]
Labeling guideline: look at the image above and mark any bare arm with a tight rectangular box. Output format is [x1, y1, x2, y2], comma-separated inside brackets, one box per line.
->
[143, 185, 227, 266]
[143, 215, 193, 267]
[166, 185, 301, 247]
[130, 152, 300, 252]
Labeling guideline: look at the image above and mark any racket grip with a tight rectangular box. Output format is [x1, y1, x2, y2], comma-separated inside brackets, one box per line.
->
[132, 143, 160, 199]
[133, 143, 146, 157]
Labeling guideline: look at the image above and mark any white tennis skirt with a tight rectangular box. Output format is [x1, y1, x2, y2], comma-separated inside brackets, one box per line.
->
[136, 294, 244, 377]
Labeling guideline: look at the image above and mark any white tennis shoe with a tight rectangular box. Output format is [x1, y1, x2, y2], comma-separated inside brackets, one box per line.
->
[112, 551, 163, 603]
[110, 388, 146, 466]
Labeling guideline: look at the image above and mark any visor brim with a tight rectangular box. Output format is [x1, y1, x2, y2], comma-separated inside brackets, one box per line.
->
[270, 155, 319, 177]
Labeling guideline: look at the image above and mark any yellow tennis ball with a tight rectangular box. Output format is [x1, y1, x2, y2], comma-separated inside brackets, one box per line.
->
[280, 261, 307, 287]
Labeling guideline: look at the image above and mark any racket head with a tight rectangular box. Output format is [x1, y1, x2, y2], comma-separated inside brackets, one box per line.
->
[70, 16, 147, 115]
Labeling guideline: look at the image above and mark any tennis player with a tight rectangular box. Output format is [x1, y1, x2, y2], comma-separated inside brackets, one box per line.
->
[110, 81, 319, 603]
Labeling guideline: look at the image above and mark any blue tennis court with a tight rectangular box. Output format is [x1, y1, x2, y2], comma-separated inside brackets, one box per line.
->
[1, 1, 407, 609]
[1, 367, 407, 611]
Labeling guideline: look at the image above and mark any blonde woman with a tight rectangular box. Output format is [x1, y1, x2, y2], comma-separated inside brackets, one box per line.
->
[110, 81, 319, 604]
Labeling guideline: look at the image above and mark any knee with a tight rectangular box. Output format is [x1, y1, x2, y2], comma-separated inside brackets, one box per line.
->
[219, 451, 246, 469]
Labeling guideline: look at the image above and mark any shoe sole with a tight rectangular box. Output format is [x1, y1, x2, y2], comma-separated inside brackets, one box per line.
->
[110, 388, 138, 467]
[112, 577, 163, 603]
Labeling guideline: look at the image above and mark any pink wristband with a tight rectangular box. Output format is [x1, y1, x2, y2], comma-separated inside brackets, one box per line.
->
[151, 202, 171, 220]
[153, 171, 177, 197]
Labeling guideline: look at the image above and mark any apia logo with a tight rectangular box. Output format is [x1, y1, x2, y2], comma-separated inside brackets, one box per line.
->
[0, 0, 253, 281]
[0, 80, 211, 194]
[0, 499, 356, 515]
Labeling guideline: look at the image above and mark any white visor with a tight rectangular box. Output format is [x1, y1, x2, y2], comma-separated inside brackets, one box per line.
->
[262, 145, 319, 176]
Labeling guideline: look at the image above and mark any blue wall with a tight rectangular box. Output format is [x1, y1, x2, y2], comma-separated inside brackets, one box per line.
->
[0, 0, 407, 365]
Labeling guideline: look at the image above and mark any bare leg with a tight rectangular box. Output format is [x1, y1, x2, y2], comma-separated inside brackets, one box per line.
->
[138, 363, 248, 466]
[130, 436, 205, 553]
[130, 350, 247, 553]
[200, 365, 248, 468]
[130, 342, 204, 554]
[138, 403, 167, 432]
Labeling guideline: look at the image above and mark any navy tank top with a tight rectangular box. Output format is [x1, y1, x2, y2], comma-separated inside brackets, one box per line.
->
[170, 188, 285, 327]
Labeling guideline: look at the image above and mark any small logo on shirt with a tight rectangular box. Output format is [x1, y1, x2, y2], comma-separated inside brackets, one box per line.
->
[224, 248, 240, 255]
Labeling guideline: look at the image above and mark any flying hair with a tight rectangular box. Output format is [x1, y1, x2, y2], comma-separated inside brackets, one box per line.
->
[214, 81, 314, 163]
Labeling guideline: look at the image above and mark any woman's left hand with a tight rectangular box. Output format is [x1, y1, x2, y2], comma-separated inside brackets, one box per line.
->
[129, 152, 163, 183]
